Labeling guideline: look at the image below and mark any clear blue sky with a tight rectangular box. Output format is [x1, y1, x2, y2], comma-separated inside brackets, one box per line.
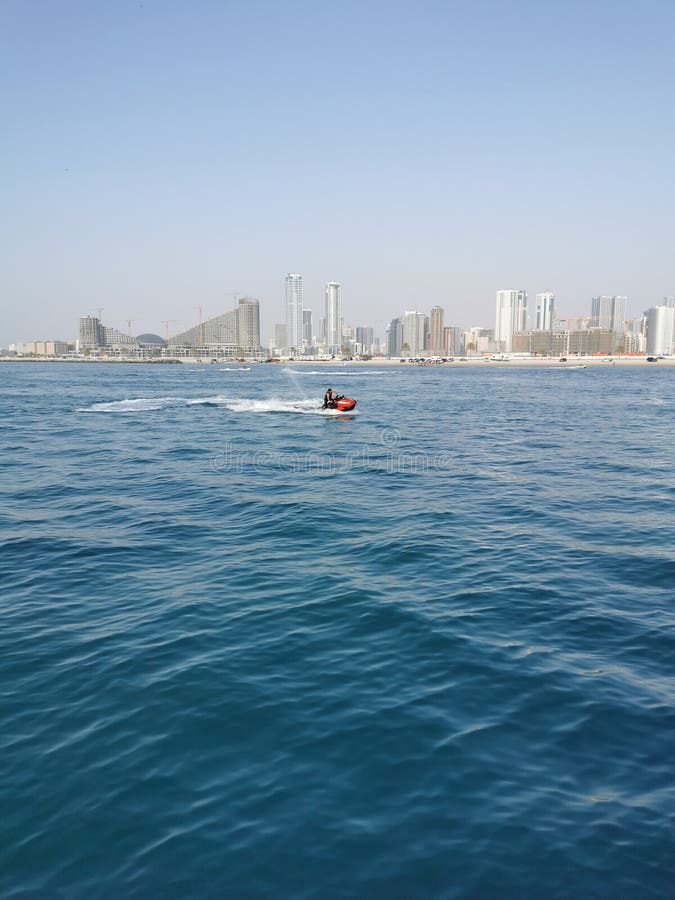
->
[2, 0, 674, 343]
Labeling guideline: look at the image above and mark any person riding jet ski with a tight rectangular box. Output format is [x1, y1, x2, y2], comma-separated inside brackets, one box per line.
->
[322, 388, 342, 409]
[322, 388, 356, 412]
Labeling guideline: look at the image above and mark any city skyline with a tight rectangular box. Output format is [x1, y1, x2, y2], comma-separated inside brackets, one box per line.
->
[8, 274, 675, 346]
[11, 281, 675, 354]
[10, 284, 675, 357]
[2, 2, 675, 344]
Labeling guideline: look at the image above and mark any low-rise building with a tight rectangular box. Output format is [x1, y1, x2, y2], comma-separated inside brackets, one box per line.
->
[512, 328, 616, 356]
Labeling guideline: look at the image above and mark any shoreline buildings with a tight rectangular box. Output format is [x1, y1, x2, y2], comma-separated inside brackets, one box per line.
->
[646, 305, 675, 356]
[402, 310, 428, 357]
[285, 274, 304, 355]
[10, 277, 675, 360]
[325, 281, 342, 354]
[495, 290, 527, 353]
[168, 298, 261, 355]
[535, 292, 555, 331]
[429, 306, 444, 356]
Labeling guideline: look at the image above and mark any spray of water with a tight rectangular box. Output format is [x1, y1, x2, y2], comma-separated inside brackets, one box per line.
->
[283, 367, 316, 405]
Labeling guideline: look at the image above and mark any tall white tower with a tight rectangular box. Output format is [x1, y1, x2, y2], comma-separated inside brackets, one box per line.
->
[325, 281, 342, 352]
[646, 306, 675, 356]
[285, 273, 303, 354]
[495, 290, 527, 352]
[535, 292, 555, 330]
[402, 310, 427, 356]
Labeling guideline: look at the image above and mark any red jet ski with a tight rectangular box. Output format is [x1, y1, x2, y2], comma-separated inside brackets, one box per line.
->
[324, 395, 357, 412]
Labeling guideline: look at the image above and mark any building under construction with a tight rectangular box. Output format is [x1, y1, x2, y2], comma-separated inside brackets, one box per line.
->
[168, 298, 261, 357]
[79, 316, 137, 349]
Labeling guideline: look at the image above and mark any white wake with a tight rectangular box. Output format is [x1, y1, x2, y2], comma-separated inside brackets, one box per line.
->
[79, 395, 356, 415]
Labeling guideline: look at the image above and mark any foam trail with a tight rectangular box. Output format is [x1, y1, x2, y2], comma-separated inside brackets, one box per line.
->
[77, 395, 356, 416]
[79, 396, 231, 413]
[223, 398, 354, 415]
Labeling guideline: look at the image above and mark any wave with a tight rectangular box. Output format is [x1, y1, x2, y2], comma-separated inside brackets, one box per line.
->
[220, 367, 251, 371]
[78, 396, 355, 415]
[79, 395, 230, 413]
[221, 398, 355, 415]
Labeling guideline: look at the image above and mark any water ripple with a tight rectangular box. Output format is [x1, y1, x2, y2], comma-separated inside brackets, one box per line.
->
[1, 362, 673, 897]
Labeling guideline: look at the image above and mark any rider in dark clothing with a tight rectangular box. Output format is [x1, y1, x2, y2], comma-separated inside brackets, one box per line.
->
[322, 388, 335, 409]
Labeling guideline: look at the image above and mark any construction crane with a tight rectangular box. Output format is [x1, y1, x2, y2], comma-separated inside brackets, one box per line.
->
[161, 319, 181, 342]
[126, 318, 141, 338]
[95, 307, 104, 321]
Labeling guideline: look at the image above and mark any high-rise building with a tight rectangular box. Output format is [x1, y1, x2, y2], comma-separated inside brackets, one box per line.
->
[386, 317, 403, 356]
[237, 298, 261, 351]
[591, 296, 628, 335]
[325, 281, 342, 353]
[429, 306, 445, 355]
[402, 310, 427, 356]
[274, 323, 287, 352]
[79, 315, 137, 349]
[355, 326, 374, 352]
[303, 309, 313, 345]
[79, 316, 103, 349]
[646, 306, 675, 356]
[443, 326, 463, 356]
[535, 292, 555, 330]
[285, 273, 303, 353]
[495, 290, 527, 352]
[663, 296, 675, 309]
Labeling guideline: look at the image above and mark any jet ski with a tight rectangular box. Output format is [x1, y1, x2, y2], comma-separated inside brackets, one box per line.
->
[324, 395, 357, 412]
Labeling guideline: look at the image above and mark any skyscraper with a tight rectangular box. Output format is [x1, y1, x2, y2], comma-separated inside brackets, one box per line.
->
[495, 290, 527, 352]
[429, 306, 445, 355]
[237, 297, 261, 352]
[402, 310, 427, 356]
[355, 326, 374, 353]
[591, 296, 628, 334]
[79, 316, 102, 349]
[443, 326, 463, 356]
[535, 292, 555, 330]
[303, 309, 313, 345]
[646, 306, 674, 356]
[274, 323, 287, 352]
[325, 281, 342, 353]
[285, 273, 303, 354]
[386, 317, 403, 356]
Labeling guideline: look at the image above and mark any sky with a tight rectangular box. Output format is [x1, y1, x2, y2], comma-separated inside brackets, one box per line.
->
[2, 0, 674, 344]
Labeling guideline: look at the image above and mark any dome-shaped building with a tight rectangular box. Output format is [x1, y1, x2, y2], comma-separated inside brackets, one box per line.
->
[137, 333, 167, 348]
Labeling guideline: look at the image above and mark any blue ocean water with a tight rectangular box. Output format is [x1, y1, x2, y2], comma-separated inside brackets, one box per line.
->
[1, 361, 673, 898]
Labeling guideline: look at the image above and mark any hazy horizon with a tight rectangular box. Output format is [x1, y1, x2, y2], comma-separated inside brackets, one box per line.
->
[3, 0, 674, 344]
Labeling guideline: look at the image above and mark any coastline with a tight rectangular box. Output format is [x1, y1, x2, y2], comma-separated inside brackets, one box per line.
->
[2, 355, 674, 367]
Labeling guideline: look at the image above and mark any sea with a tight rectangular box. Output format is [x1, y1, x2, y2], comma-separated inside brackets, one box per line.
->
[1, 361, 673, 898]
